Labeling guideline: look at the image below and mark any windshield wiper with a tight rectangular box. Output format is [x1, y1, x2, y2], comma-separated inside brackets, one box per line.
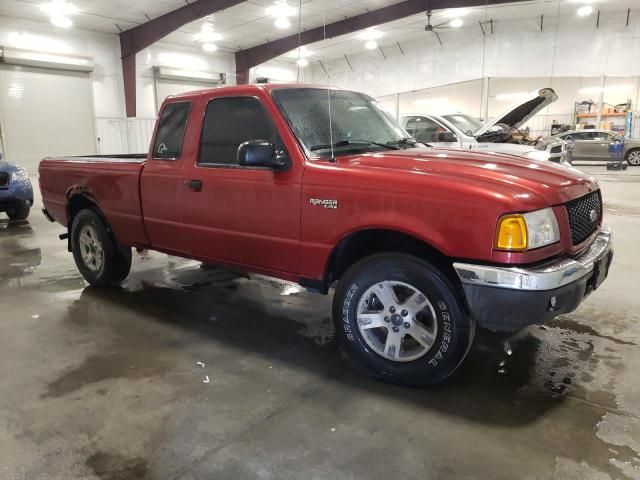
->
[310, 139, 400, 151]
[386, 137, 419, 148]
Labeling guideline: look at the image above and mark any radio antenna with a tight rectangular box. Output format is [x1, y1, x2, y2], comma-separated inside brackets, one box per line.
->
[322, 9, 336, 162]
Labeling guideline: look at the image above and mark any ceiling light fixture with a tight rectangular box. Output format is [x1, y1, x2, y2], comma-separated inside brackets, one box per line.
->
[40, 1, 77, 28]
[274, 16, 291, 29]
[358, 28, 383, 50]
[50, 14, 73, 28]
[194, 21, 222, 52]
[577, 5, 593, 16]
[449, 18, 464, 28]
[364, 40, 378, 50]
[296, 58, 309, 67]
[266, 1, 296, 30]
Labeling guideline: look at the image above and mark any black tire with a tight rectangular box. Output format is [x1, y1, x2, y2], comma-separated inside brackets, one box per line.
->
[7, 202, 30, 221]
[625, 148, 640, 166]
[332, 253, 474, 386]
[71, 209, 132, 287]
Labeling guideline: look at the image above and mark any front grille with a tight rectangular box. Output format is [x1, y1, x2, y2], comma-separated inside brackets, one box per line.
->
[0, 172, 9, 188]
[550, 145, 563, 154]
[565, 190, 602, 246]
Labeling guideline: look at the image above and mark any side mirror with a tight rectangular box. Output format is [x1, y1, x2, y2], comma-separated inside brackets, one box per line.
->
[237, 140, 288, 170]
[437, 131, 457, 142]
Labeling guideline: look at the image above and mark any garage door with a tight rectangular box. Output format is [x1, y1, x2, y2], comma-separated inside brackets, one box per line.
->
[0, 64, 96, 173]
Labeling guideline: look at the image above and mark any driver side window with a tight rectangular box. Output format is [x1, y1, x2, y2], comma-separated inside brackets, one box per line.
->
[199, 96, 278, 167]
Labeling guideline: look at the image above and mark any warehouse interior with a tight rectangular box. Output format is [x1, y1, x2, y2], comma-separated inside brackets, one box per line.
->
[1, 0, 640, 479]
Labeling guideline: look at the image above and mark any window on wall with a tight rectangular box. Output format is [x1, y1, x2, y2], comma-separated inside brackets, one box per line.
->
[199, 96, 277, 166]
[153, 102, 191, 160]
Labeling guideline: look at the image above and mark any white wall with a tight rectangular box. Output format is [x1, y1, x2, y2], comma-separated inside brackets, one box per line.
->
[310, 10, 640, 100]
[0, 15, 235, 140]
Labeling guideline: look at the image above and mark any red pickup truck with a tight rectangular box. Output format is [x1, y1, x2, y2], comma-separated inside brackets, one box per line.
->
[39, 84, 613, 385]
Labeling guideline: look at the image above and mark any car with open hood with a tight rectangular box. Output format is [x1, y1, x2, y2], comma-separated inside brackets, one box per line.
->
[400, 88, 571, 166]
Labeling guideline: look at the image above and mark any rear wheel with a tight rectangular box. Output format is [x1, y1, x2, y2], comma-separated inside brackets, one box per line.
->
[71, 209, 131, 286]
[626, 149, 640, 166]
[332, 253, 474, 386]
[7, 202, 30, 221]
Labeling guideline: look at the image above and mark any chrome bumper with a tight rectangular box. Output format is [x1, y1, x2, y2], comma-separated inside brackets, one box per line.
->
[453, 227, 613, 291]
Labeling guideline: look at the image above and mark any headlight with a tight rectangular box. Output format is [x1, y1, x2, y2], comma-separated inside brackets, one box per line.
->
[522, 150, 549, 161]
[495, 207, 560, 251]
[11, 168, 29, 182]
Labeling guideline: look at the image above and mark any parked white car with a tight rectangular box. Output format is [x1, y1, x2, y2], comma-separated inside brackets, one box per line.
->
[400, 88, 571, 166]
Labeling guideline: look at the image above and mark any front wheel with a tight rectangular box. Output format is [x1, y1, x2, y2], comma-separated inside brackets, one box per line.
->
[71, 209, 132, 287]
[7, 202, 30, 221]
[332, 253, 474, 386]
[626, 149, 640, 166]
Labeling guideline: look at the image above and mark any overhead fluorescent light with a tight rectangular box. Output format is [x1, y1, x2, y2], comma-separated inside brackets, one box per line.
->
[39, 0, 78, 16]
[154, 66, 222, 84]
[364, 40, 378, 50]
[274, 17, 291, 29]
[202, 43, 218, 52]
[577, 5, 593, 16]
[0, 46, 94, 72]
[39, 1, 78, 28]
[296, 58, 308, 67]
[449, 18, 464, 28]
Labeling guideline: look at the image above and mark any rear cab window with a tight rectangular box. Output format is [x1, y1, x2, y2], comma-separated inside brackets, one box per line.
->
[153, 101, 191, 160]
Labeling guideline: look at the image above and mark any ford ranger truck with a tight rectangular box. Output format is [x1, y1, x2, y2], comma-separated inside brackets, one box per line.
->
[39, 84, 613, 386]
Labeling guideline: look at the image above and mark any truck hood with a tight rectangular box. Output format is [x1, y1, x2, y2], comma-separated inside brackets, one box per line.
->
[340, 148, 597, 208]
[474, 88, 558, 137]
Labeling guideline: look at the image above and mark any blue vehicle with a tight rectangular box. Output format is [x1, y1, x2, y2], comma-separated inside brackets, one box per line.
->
[0, 155, 34, 221]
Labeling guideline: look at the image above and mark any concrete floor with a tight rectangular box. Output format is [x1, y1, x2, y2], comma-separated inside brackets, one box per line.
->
[1, 165, 639, 480]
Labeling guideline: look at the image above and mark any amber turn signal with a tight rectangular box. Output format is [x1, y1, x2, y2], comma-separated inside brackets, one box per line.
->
[495, 215, 528, 250]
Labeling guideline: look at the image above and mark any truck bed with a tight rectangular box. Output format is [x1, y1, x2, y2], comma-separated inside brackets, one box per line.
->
[39, 154, 149, 247]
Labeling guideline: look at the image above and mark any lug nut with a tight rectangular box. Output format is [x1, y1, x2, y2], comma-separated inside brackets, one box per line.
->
[404, 322, 410, 329]
[392, 326, 400, 332]
[384, 316, 390, 322]
[389, 306, 396, 313]
[401, 310, 408, 317]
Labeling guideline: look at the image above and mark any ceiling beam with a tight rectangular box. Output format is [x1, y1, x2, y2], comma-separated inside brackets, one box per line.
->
[235, 0, 520, 83]
[120, 0, 246, 117]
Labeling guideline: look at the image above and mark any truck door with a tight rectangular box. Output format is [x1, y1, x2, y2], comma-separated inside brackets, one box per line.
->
[179, 93, 302, 275]
[140, 101, 191, 254]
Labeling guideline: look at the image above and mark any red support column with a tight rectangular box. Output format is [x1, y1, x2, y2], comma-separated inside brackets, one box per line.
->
[122, 54, 136, 118]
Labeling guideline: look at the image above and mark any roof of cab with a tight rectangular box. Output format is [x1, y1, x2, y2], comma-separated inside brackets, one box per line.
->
[164, 83, 346, 102]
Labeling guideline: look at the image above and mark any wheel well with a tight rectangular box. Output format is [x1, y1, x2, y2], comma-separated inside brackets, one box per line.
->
[67, 194, 98, 227]
[327, 229, 456, 285]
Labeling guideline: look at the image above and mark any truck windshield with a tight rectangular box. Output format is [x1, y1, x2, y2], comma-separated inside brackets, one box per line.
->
[272, 88, 410, 158]
[441, 114, 485, 136]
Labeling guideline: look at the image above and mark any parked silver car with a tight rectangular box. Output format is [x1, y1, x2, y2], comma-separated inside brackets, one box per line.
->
[553, 129, 640, 165]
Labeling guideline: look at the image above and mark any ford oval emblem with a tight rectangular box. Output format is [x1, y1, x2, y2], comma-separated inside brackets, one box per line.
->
[589, 209, 598, 222]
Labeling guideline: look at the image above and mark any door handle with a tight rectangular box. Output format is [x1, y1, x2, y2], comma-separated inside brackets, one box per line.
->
[185, 179, 203, 192]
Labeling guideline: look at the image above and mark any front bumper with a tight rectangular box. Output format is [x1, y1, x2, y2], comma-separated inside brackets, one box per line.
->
[453, 227, 613, 331]
[0, 178, 34, 212]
